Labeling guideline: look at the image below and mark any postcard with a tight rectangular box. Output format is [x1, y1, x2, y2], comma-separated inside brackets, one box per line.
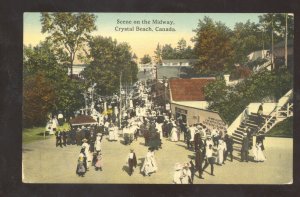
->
[22, 12, 293, 184]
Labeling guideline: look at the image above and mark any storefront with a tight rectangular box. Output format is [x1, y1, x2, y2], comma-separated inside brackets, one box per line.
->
[171, 103, 227, 131]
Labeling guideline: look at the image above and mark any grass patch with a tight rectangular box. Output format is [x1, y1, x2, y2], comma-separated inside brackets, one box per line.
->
[267, 117, 293, 138]
[23, 123, 71, 144]
[22, 127, 49, 144]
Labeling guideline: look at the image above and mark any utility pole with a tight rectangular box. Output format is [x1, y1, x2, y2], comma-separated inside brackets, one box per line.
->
[271, 14, 274, 70]
[119, 72, 122, 129]
[285, 13, 288, 67]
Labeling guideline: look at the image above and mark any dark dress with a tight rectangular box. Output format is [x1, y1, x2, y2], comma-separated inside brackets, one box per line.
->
[128, 153, 137, 176]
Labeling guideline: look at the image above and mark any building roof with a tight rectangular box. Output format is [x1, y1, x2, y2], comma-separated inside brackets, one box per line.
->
[69, 115, 97, 126]
[169, 78, 215, 101]
[162, 59, 198, 63]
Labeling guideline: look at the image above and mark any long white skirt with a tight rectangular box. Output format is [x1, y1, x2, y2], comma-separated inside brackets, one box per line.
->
[171, 130, 178, 142]
[253, 147, 266, 161]
[109, 130, 115, 141]
[217, 149, 224, 164]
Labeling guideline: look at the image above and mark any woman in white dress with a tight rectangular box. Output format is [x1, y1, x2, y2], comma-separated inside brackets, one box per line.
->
[173, 163, 183, 184]
[95, 135, 102, 153]
[217, 139, 227, 165]
[113, 125, 119, 141]
[156, 122, 163, 139]
[82, 139, 91, 166]
[141, 149, 158, 176]
[170, 126, 178, 142]
[108, 123, 115, 141]
[181, 163, 192, 184]
[253, 141, 266, 162]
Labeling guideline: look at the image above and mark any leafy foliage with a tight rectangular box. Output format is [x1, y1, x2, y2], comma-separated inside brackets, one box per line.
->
[267, 117, 293, 137]
[160, 39, 197, 60]
[192, 17, 234, 74]
[204, 68, 293, 123]
[23, 72, 56, 127]
[23, 41, 85, 127]
[231, 20, 262, 64]
[81, 36, 138, 96]
[140, 54, 152, 64]
[40, 12, 97, 75]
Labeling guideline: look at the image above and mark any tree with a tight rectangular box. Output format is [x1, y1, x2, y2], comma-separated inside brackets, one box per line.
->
[40, 12, 97, 77]
[23, 72, 56, 127]
[153, 43, 162, 65]
[81, 36, 138, 96]
[204, 68, 292, 123]
[24, 41, 85, 122]
[161, 44, 176, 59]
[231, 20, 262, 64]
[176, 38, 187, 58]
[181, 46, 197, 59]
[192, 17, 234, 74]
[140, 54, 152, 64]
[132, 53, 138, 62]
[259, 13, 294, 46]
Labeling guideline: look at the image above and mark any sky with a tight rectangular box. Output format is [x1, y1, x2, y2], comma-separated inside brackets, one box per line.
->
[24, 13, 263, 63]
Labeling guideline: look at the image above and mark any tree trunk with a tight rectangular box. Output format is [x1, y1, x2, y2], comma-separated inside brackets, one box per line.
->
[70, 60, 73, 79]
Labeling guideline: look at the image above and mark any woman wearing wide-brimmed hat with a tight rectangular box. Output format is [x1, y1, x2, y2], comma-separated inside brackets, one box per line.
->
[76, 148, 87, 177]
[82, 139, 91, 165]
[173, 163, 183, 184]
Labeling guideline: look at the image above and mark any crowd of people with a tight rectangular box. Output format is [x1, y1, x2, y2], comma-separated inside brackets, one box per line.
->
[51, 80, 266, 182]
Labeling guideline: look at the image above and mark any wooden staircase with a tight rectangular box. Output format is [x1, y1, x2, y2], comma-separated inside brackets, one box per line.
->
[231, 101, 292, 145]
[232, 113, 272, 145]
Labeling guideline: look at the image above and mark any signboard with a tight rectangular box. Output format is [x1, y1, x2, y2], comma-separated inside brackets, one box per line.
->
[166, 103, 170, 110]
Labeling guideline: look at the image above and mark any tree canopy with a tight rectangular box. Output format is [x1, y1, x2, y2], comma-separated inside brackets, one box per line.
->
[40, 12, 97, 76]
[81, 36, 138, 96]
[23, 41, 85, 126]
[204, 68, 293, 123]
[192, 17, 234, 74]
[140, 54, 152, 64]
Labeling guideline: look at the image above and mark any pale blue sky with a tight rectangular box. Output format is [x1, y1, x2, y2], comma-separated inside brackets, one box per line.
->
[24, 12, 263, 61]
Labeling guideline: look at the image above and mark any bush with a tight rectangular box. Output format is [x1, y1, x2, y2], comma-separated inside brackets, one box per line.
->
[204, 69, 293, 124]
[267, 117, 293, 137]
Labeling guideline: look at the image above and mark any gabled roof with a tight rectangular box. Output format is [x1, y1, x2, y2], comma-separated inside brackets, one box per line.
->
[69, 115, 97, 126]
[169, 78, 215, 101]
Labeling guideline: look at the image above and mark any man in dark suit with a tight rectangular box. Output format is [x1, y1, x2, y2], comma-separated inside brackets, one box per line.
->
[195, 147, 205, 179]
[224, 133, 234, 162]
[55, 130, 62, 147]
[241, 133, 249, 162]
[128, 149, 137, 176]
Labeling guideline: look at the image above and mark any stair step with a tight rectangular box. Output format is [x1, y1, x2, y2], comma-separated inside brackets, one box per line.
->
[233, 139, 242, 144]
[245, 120, 257, 124]
[250, 113, 270, 118]
[235, 129, 245, 134]
[233, 133, 244, 139]
[243, 122, 258, 127]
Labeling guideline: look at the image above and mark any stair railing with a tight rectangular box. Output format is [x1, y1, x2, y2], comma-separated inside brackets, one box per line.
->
[259, 91, 293, 134]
